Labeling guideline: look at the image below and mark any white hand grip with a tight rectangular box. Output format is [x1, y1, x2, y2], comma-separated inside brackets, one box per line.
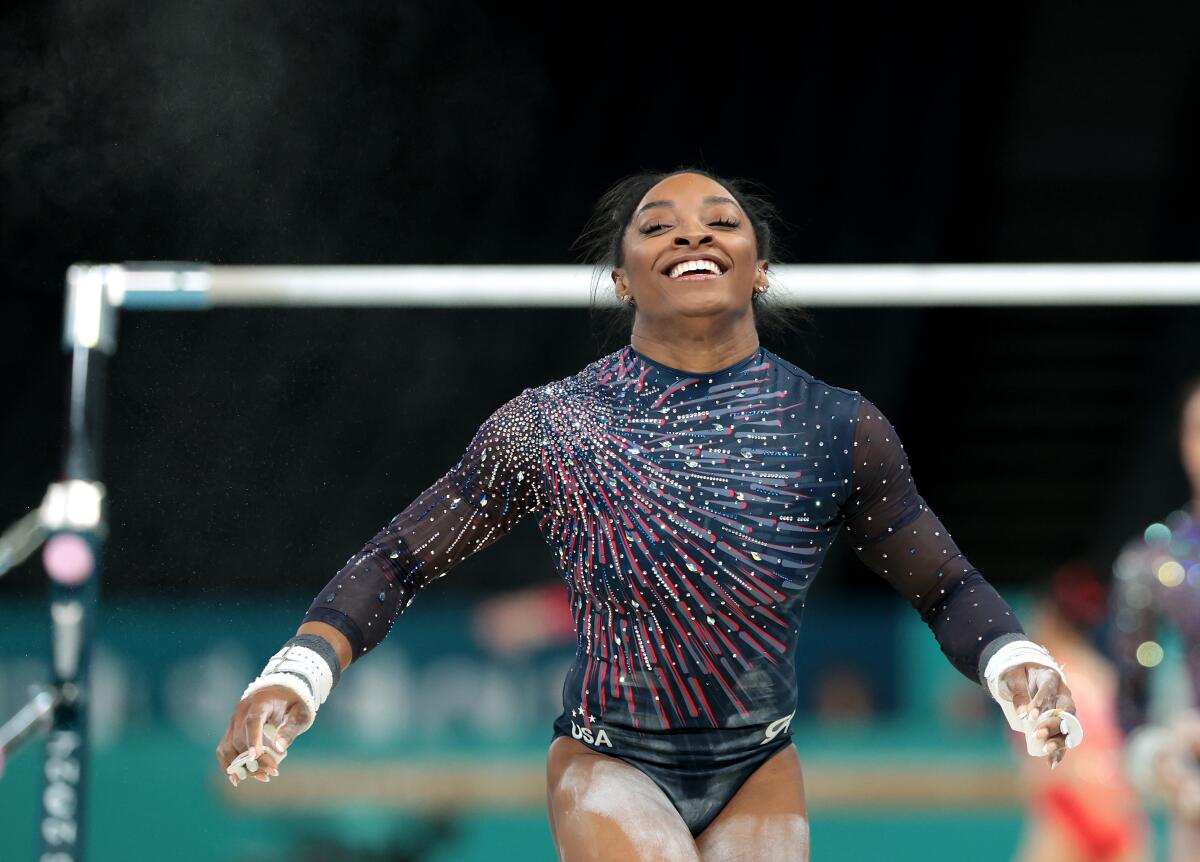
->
[999, 700, 1084, 756]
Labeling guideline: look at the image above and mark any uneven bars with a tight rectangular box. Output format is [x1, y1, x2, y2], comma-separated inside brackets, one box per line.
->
[79, 262, 1200, 310]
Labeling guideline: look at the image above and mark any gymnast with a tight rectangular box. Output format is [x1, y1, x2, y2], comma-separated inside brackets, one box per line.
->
[1112, 375, 1200, 862]
[216, 168, 1083, 861]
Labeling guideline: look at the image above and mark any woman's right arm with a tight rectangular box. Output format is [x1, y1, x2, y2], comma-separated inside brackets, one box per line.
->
[215, 389, 545, 784]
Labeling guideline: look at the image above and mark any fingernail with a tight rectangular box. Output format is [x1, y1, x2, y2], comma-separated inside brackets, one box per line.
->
[1050, 758, 1058, 771]
[275, 738, 287, 753]
[228, 775, 238, 788]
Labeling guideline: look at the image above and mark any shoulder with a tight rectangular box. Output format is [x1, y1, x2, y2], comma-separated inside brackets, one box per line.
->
[764, 349, 861, 400]
[522, 349, 624, 404]
[762, 348, 864, 419]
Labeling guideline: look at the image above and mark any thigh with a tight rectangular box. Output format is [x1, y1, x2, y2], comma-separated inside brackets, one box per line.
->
[695, 744, 809, 862]
[546, 736, 702, 862]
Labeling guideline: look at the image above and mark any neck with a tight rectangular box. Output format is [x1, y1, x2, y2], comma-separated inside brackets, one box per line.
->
[629, 312, 760, 374]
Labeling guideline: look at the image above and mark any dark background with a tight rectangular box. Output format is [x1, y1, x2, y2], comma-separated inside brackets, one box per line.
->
[3, 2, 1199, 603]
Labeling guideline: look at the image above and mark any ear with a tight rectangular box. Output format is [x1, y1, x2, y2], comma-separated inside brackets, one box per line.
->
[756, 260, 770, 288]
[611, 268, 626, 293]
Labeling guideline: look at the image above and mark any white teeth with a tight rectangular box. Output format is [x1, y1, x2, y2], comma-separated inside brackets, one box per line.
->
[668, 259, 722, 278]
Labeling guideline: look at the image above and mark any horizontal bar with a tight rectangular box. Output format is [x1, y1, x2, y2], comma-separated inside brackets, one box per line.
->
[95, 262, 1200, 309]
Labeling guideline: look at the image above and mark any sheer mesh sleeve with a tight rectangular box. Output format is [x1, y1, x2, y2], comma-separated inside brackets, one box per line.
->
[303, 389, 546, 659]
[841, 398, 1025, 683]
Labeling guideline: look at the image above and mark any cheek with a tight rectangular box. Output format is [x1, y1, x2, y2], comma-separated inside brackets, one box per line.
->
[622, 238, 659, 279]
[731, 234, 760, 267]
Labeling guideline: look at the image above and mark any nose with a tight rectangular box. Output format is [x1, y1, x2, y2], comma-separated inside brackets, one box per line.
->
[673, 227, 713, 247]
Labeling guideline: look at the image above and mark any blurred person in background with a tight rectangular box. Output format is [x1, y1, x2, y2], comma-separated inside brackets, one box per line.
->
[215, 169, 1082, 861]
[1013, 562, 1148, 862]
[813, 665, 876, 723]
[1112, 376, 1200, 862]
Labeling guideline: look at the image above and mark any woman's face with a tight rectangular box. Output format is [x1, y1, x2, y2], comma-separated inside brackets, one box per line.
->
[613, 172, 767, 322]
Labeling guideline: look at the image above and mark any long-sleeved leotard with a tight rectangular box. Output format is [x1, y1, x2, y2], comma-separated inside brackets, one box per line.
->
[304, 344, 1024, 734]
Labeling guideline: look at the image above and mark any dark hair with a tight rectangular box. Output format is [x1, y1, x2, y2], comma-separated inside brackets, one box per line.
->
[572, 167, 809, 351]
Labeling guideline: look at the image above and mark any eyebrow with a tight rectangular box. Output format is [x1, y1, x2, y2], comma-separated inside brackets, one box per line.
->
[636, 195, 739, 215]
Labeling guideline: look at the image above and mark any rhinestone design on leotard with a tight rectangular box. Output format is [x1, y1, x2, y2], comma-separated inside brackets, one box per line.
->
[304, 344, 1023, 732]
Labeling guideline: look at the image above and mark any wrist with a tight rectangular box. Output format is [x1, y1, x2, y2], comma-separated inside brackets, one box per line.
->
[241, 635, 341, 732]
[982, 638, 1063, 702]
[976, 632, 1029, 685]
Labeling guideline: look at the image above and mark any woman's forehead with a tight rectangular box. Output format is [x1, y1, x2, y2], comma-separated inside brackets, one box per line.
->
[638, 172, 736, 208]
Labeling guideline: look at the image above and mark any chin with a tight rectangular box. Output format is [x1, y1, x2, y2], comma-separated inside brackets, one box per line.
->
[669, 295, 748, 317]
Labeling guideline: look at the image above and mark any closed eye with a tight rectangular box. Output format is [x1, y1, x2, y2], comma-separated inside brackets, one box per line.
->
[640, 217, 739, 235]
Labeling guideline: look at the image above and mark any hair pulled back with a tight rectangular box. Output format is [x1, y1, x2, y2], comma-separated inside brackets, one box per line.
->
[573, 166, 808, 350]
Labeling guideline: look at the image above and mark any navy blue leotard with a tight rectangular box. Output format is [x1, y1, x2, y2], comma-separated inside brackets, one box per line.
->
[303, 344, 1025, 834]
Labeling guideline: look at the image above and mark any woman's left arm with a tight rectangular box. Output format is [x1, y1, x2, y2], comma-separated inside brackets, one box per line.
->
[840, 397, 1080, 763]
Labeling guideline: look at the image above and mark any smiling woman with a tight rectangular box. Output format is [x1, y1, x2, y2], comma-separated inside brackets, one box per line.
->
[574, 167, 809, 351]
[216, 168, 1085, 862]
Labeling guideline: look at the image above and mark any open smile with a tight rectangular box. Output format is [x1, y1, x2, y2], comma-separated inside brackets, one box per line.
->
[663, 255, 728, 281]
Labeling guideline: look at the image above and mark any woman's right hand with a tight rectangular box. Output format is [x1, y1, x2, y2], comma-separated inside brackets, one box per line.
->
[215, 685, 312, 787]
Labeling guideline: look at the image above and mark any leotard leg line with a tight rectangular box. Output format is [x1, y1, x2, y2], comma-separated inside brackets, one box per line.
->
[551, 711, 794, 837]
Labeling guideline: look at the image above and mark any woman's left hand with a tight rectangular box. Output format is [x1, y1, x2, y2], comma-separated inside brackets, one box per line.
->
[999, 662, 1079, 766]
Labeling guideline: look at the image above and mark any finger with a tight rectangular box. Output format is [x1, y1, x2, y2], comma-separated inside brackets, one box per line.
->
[215, 744, 233, 771]
[1001, 666, 1032, 719]
[217, 711, 239, 768]
[216, 709, 248, 771]
[241, 749, 280, 773]
[227, 747, 264, 778]
[271, 702, 311, 755]
[1033, 708, 1065, 735]
[246, 700, 270, 763]
[1054, 689, 1076, 718]
[1027, 668, 1061, 721]
[1048, 746, 1066, 770]
[1033, 707, 1080, 760]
